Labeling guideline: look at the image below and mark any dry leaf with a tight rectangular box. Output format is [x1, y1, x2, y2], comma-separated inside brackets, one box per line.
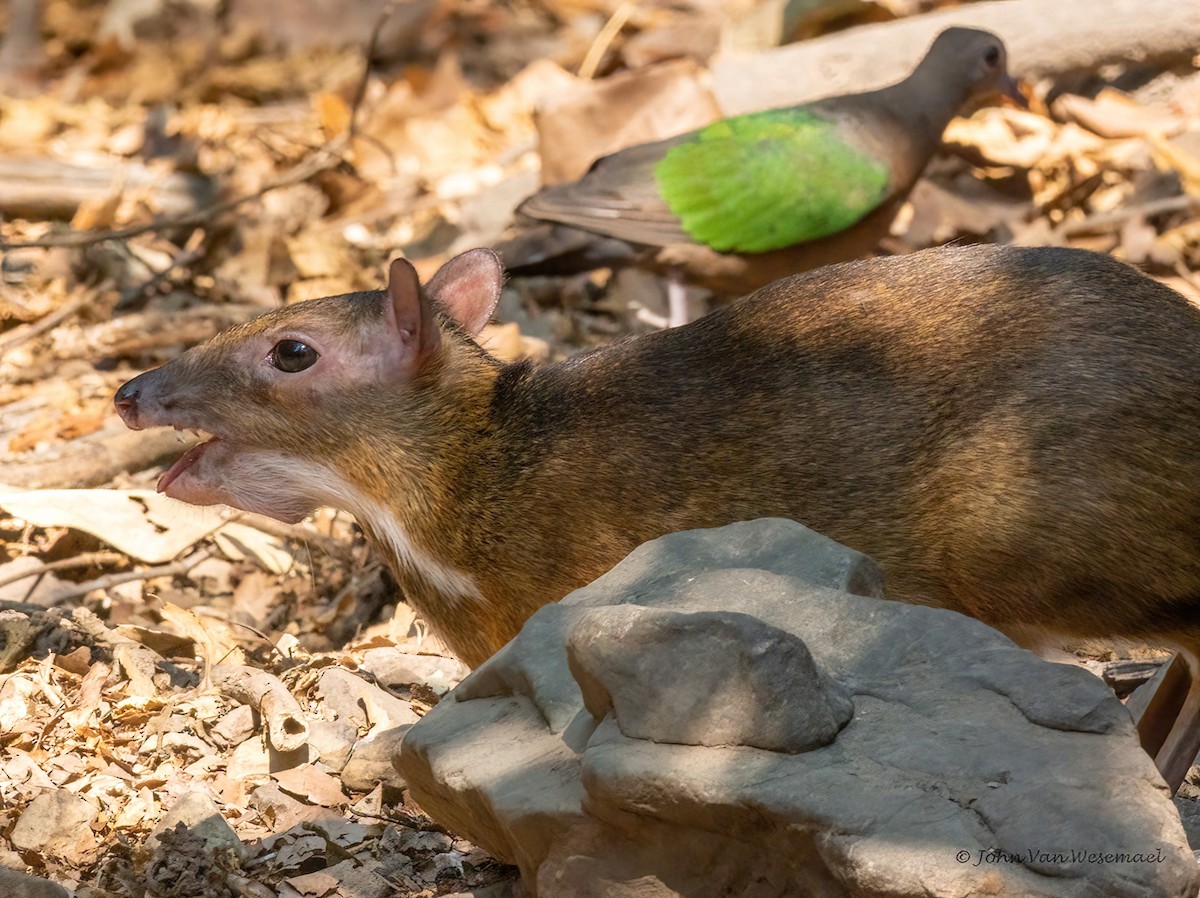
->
[1148, 133, 1200, 193]
[214, 523, 299, 575]
[533, 58, 720, 184]
[0, 489, 225, 563]
[272, 764, 347, 808]
[313, 92, 352, 139]
[1054, 89, 1185, 140]
[159, 603, 243, 667]
[70, 190, 123, 231]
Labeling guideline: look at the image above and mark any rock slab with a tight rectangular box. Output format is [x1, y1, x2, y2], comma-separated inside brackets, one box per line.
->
[398, 518, 1200, 897]
[569, 606, 853, 753]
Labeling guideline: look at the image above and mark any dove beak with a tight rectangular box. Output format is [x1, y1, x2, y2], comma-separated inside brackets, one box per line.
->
[999, 74, 1028, 108]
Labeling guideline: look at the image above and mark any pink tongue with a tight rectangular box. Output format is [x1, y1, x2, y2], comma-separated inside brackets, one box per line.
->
[157, 441, 210, 493]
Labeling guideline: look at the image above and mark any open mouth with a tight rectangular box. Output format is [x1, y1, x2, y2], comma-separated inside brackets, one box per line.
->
[157, 429, 220, 494]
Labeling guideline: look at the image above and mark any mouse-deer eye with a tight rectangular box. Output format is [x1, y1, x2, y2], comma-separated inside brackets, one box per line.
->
[270, 339, 319, 372]
[983, 45, 1001, 68]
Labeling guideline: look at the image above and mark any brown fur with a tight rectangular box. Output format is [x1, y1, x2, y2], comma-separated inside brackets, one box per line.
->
[117, 244, 1200, 672]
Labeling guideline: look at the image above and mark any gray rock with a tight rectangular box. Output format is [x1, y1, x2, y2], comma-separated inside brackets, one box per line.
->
[283, 858, 393, 898]
[152, 790, 247, 860]
[398, 829, 456, 853]
[341, 724, 410, 793]
[359, 648, 469, 695]
[249, 783, 342, 832]
[315, 667, 420, 730]
[568, 606, 852, 752]
[0, 867, 69, 898]
[225, 732, 272, 780]
[9, 791, 97, 861]
[209, 703, 258, 749]
[307, 718, 359, 772]
[1173, 786, 1200, 852]
[398, 519, 1199, 898]
[433, 851, 466, 880]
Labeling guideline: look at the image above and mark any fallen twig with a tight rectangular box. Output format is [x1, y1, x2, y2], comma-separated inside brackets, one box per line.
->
[1057, 194, 1200, 238]
[579, 1, 636, 80]
[0, 286, 96, 358]
[0, 137, 348, 251]
[0, 551, 126, 590]
[713, 0, 1200, 115]
[217, 508, 360, 565]
[43, 547, 213, 606]
[349, 0, 400, 142]
[116, 238, 208, 310]
[212, 663, 310, 752]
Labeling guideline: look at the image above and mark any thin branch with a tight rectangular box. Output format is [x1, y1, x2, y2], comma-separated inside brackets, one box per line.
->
[1174, 260, 1200, 294]
[0, 551, 126, 590]
[0, 2, 396, 254]
[117, 240, 207, 310]
[349, 0, 401, 141]
[1056, 193, 1200, 238]
[44, 547, 213, 606]
[0, 286, 95, 357]
[216, 507, 359, 563]
[0, 137, 348, 251]
[192, 608, 277, 650]
[578, 0, 636, 80]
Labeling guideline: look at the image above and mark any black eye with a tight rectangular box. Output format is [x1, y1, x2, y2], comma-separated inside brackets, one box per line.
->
[984, 46, 1001, 68]
[271, 339, 319, 372]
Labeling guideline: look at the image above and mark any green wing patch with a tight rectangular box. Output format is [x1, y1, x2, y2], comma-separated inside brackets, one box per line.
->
[654, 108, 890, 254]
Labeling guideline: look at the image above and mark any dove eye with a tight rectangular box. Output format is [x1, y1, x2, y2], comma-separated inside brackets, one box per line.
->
[984, 46, 1001, 68]
[270, 339, 319, 372]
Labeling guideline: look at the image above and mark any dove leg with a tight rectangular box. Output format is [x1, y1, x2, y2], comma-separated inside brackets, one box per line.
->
[667, 270, 689, 328]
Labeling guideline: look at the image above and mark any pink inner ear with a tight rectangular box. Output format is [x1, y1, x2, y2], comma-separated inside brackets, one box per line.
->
[385, 257, 440, 374]
[424, 248, 504, 336]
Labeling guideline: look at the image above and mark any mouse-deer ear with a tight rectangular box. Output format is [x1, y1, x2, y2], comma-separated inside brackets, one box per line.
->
[386, 257, 440, 371]
[424, 248, 504, 337]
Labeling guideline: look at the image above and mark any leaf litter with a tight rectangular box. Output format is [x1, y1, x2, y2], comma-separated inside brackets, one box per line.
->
[0, 0, 1198, 894]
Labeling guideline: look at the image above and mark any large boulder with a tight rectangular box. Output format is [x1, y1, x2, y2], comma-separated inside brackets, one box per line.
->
[398, 519, 1199, 897]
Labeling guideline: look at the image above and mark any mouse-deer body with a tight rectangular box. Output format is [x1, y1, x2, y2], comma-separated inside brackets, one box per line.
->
[116, 244, 1200, 789]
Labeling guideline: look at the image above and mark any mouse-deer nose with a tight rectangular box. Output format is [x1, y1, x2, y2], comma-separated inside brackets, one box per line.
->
[114, 376, 145, 429]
